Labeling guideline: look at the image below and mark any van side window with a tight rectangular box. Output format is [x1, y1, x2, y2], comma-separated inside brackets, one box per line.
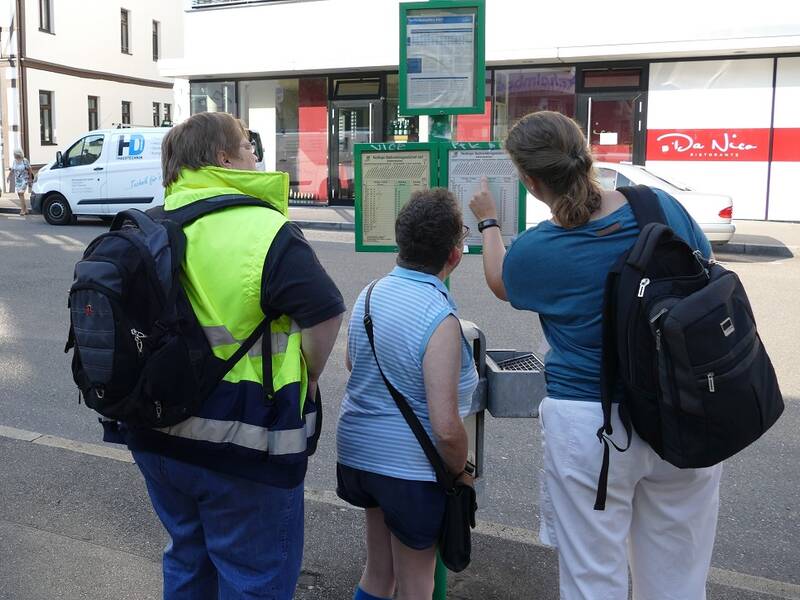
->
[64, 134, 105, 167]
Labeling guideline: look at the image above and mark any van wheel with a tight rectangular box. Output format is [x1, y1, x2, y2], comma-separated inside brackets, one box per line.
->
[43, 193, 73, 226]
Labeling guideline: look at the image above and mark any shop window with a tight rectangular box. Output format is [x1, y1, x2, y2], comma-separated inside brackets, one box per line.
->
[385, 74, 419, 143]
[153, 102, 161, 127]
[582, 69, 641, 90]
[453, 72, 493, 141]
[163, 103, 172, 125]
[274, 78, 329, 202]
[121, 101, 131, 125]
[493, 68, 576, 140]
[190, 81, 237, 116]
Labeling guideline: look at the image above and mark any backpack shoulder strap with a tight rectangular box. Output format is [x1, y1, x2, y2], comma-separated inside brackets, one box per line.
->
[153, 194, 282, 228]
[616, 185, 667, 228]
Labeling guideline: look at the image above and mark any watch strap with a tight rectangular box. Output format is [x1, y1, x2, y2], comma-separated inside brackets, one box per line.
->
[478, 218, 500, 233]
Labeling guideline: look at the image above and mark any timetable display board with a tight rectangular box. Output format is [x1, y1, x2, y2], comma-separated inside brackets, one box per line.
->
[399, 1, 486, 116]
[354, 143, 438, 252]
[440, 142, 526, 253]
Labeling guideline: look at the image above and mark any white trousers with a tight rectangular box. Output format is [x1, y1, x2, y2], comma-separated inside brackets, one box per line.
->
[538, 397, 723, 600]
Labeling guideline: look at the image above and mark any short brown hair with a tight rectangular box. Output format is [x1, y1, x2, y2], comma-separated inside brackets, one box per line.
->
[161, 112, 248, 187]
[505, 111, 602, 229]
[395, 188, 463, 274]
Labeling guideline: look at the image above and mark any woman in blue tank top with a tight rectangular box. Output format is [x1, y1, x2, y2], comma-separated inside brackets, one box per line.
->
[470, 111, 721, 600]
[337, 188, 478, 600]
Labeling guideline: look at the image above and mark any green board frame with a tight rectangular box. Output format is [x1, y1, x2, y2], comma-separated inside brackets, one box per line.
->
[354, 142, 439, 253]
[399, 0, 486, 116]
[439, 141, 527, 255]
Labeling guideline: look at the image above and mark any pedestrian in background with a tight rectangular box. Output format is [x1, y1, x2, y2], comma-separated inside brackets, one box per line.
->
[336, 189, 478, 600]
[109, 112, 345, 599]
[8, 149, 33, 216]
[470, 111, 721, 599]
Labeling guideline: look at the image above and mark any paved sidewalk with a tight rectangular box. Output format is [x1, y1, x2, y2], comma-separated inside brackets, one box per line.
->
[2, 194, 797, 258]
[1, 431, 793, 600]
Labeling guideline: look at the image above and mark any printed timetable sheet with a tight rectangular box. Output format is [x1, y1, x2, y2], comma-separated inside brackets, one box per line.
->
[405, 11, 476, 110]
[360, 151, 431, 247]
[447, 148, 521, 246]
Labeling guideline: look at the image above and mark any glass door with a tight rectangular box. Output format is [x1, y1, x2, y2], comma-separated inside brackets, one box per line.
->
[329, 100, 383, 204]
[576, 92, 645, 164]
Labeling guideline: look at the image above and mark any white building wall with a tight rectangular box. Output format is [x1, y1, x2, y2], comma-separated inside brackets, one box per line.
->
[767, 57, 800, 221]
[646, 59, 774, 220]
[25, 69, 175, 165]
[162, 0, 800, 79]
[24, 0, 182, 81]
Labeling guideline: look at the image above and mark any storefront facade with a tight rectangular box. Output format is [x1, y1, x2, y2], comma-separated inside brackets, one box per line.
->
[164, 0, 800, 220]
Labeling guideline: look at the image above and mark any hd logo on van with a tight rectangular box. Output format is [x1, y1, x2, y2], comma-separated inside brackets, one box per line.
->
[117, 134, 145, 160]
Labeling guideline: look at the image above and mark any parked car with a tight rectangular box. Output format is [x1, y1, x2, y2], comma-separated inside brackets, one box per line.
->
[32, 126, 266, 226]
[525, 162, 735, 245]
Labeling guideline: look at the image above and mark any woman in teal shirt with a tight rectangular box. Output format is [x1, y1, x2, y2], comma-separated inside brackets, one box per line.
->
[470, 111, 721, 600]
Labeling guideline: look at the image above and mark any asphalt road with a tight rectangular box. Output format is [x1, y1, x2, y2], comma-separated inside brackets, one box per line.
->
[1, 213, 798, 596]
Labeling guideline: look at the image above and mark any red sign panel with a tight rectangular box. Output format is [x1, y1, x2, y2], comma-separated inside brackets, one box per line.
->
[647, 128, 800, 162]
[773, 128, 800, 162]
[647, 128, 770, 162]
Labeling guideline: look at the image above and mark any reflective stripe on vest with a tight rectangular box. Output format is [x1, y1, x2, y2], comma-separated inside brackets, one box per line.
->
[202, 322, 302, 357]
[154, 410, 317, 455]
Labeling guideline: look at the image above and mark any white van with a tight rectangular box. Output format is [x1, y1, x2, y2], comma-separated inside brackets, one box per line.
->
[32, 127, 266, 225]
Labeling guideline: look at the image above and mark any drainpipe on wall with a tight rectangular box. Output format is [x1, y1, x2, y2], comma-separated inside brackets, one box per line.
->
[14, 0, 28, 160]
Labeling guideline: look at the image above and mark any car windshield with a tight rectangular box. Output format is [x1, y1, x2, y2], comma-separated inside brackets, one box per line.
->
[630, 166, 694, 192]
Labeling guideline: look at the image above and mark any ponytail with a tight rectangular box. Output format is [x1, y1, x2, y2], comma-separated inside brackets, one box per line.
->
[505, 111, 602, 229]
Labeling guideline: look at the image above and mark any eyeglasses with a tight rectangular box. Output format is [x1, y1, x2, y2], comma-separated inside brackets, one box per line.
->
[459, 224, 471, 243]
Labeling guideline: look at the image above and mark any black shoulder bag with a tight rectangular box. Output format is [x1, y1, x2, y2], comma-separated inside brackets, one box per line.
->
[363, 279, 477, 573]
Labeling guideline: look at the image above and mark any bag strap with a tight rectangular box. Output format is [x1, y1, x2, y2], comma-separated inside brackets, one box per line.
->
[594, 267, 632, 511]
[593, 184, 665, 511]
[151, 194, 279, 228]
[616, 185, 667, 228]
[363, 279, 455, 491]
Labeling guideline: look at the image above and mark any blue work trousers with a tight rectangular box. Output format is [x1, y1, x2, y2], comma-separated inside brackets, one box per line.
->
[133, 450, 304, 600]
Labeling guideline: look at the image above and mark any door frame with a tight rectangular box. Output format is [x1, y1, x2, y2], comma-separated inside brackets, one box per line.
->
[328, 75, 387, 205]
[574, 63, 649, 165]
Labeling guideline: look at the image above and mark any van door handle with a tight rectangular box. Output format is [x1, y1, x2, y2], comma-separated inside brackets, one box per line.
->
[93, 167, 104, 171]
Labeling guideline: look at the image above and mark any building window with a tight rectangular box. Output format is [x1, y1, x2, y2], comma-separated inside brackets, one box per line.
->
[121, 101, 131, 125]
[39, 0, 52, 32]
[153, 102, 161, 126]
[39, 90, 54, 144]
[121, 9, 130, 54]
[88, 96, 99, 130]
[163, 103, 172, 125]
[190, 81, 237, 115]
[493, 67, 576, 140]
[152, 20, 160, 61]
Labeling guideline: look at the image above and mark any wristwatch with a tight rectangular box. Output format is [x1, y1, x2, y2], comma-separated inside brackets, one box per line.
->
[477, 218, 500, 233]
[463, 460, 476, 476]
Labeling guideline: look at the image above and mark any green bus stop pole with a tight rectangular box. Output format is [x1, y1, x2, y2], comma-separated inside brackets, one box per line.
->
[430, 112, 451, 600]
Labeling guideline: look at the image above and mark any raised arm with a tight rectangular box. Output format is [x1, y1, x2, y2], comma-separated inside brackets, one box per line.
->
[469, 177, 508, 301]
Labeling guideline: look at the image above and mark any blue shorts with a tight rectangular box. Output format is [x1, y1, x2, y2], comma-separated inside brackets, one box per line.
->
[336, 463, 445, 550]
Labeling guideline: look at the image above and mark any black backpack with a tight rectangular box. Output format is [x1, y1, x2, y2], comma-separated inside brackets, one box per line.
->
[594, 185, 784, 510]
[65, 195, 276, 428]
